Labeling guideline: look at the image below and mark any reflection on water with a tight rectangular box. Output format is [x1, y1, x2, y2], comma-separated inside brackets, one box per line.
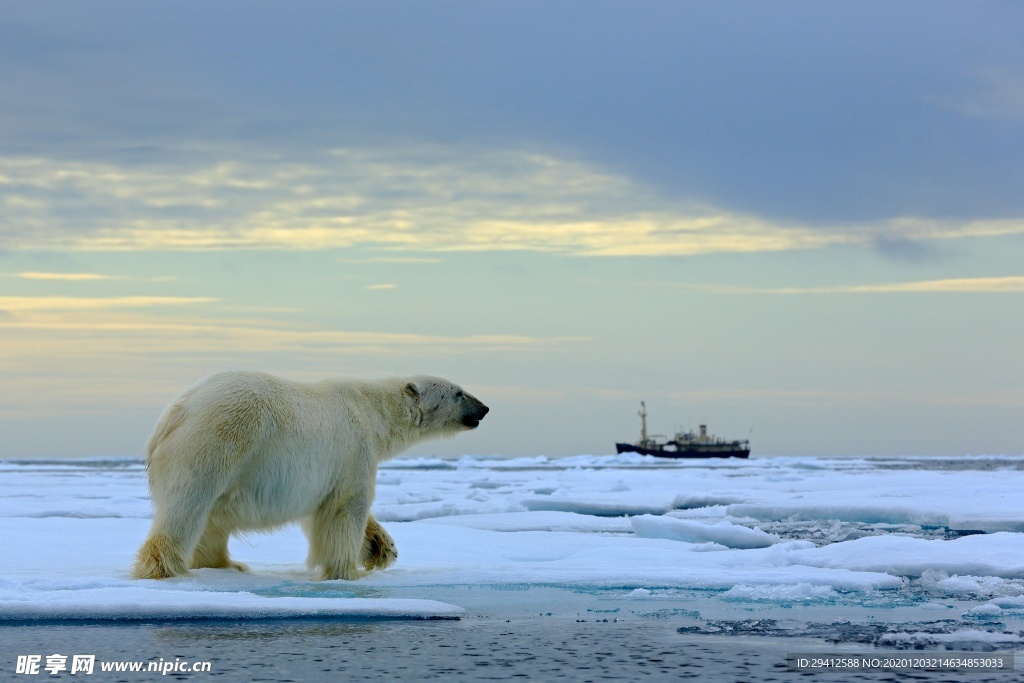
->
[4, 619, 1021, 682]
[151, 620, 382, 644]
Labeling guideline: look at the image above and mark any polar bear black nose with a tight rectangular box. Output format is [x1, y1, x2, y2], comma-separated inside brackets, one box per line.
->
[461, 401, 489, 429]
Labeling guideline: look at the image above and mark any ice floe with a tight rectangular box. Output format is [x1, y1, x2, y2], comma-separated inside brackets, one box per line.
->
[631, 515, 781, 549]
[1, 452, 1023, 643]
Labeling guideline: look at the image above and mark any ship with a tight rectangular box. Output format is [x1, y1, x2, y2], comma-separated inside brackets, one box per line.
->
[615, 402, 750, 459]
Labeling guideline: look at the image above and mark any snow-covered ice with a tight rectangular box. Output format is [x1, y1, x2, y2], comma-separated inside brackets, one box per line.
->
[2, 454, 1024, 649]
[631, 514, 782, 548]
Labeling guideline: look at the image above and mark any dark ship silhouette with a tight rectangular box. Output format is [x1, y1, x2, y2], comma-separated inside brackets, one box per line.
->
[616, 402, 750, 459]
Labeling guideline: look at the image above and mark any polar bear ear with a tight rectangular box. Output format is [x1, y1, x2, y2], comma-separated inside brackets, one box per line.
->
[404, 382, 420, 400]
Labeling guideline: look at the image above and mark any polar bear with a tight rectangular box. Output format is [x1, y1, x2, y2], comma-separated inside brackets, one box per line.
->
[131, 371, 488, 581]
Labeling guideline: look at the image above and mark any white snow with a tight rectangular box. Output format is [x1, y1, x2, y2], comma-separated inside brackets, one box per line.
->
[631, 514, 781, 549]
[920, 569, 1024, 598]
[785, 533, 1024, 579]
[2, 454, 1024, 638]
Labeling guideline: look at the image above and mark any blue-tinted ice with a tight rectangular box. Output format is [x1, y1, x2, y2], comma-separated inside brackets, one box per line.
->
[2, 454, 1023, 651]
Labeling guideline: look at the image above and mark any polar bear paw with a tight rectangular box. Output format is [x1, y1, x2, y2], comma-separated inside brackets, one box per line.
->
[320, 563, 367, 581]
[220, 560, 251, 574]
[132, 533, 189, 579]
[362, 515, 398, 571]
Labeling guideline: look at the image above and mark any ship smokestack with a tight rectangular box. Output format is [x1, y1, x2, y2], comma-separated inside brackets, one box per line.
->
[699, 425, 707, 439]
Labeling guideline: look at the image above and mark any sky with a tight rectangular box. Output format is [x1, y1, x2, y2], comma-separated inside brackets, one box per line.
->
[1, 0, 1022, 458]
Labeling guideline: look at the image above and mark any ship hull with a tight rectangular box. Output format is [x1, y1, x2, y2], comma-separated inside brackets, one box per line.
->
[615, 443, 750, 459]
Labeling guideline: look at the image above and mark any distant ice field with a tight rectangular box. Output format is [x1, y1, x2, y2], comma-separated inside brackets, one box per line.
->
[2, 454, 1024, 653]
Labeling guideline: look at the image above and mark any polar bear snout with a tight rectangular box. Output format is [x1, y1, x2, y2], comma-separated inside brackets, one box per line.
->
[461, 400, 489, 430]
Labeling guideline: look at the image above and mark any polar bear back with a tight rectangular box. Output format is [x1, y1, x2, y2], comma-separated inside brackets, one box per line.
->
[132, 370, 487, 579]
[145, 372, 419, 529]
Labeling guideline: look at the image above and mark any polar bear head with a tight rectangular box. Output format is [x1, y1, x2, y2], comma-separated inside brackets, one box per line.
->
[404, 376, 489, 435]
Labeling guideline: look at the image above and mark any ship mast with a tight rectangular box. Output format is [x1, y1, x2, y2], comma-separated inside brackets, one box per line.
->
[639, 401, 648, 444]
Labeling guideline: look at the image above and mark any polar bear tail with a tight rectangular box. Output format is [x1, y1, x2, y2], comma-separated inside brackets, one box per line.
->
[146, 402, 188, 462]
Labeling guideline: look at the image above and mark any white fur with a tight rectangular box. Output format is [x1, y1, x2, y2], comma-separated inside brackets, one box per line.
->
[132, 371, 487, 581]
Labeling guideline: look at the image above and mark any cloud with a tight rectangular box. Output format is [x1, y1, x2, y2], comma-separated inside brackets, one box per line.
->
[947, 68, 1024, 120]
[676, 276, 1024, 295]
[365, 284, 398, 290]
[0, 304, 580, 360]
[0, 296, 218, 311]
[0, 289, 585, 418]
[15, 272, 116, 280]
[338, 257, 442, 264]
[844, 276, 1024, 293]
[2, 147, 1023, 258]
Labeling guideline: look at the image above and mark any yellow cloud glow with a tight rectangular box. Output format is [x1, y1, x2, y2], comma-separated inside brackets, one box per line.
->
[338, 257, 442, 264]
[3, 148, 1022, 257]
[0, 296, 218, 311]
[678, 276, 1024, 295]
[846, 276, 1024, 293]
[0, 306, 580, 359]
[16, 272, 115, 281]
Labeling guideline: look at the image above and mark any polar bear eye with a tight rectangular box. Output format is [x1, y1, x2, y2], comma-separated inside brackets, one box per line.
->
[455, 391, 464, 399]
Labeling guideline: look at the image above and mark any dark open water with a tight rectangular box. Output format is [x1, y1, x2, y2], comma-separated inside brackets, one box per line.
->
[3, 618, 1018, 682]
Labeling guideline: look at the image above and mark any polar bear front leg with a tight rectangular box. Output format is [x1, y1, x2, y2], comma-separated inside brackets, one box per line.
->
[305, 493, 371, 581]
[362, 514, 398, 571]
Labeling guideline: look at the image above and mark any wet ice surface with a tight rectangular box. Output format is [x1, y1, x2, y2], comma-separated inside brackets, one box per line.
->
[2, 454, 1024, 678]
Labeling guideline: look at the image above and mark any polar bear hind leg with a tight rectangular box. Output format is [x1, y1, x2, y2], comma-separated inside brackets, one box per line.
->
[133, 531, 189, 580]
[190, 516, 250, 573]
[132, 475, 230, 579]
[132, 427, 253, 579]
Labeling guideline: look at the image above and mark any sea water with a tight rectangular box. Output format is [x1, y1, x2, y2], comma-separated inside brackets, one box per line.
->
[5, 619, 1021, 681]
